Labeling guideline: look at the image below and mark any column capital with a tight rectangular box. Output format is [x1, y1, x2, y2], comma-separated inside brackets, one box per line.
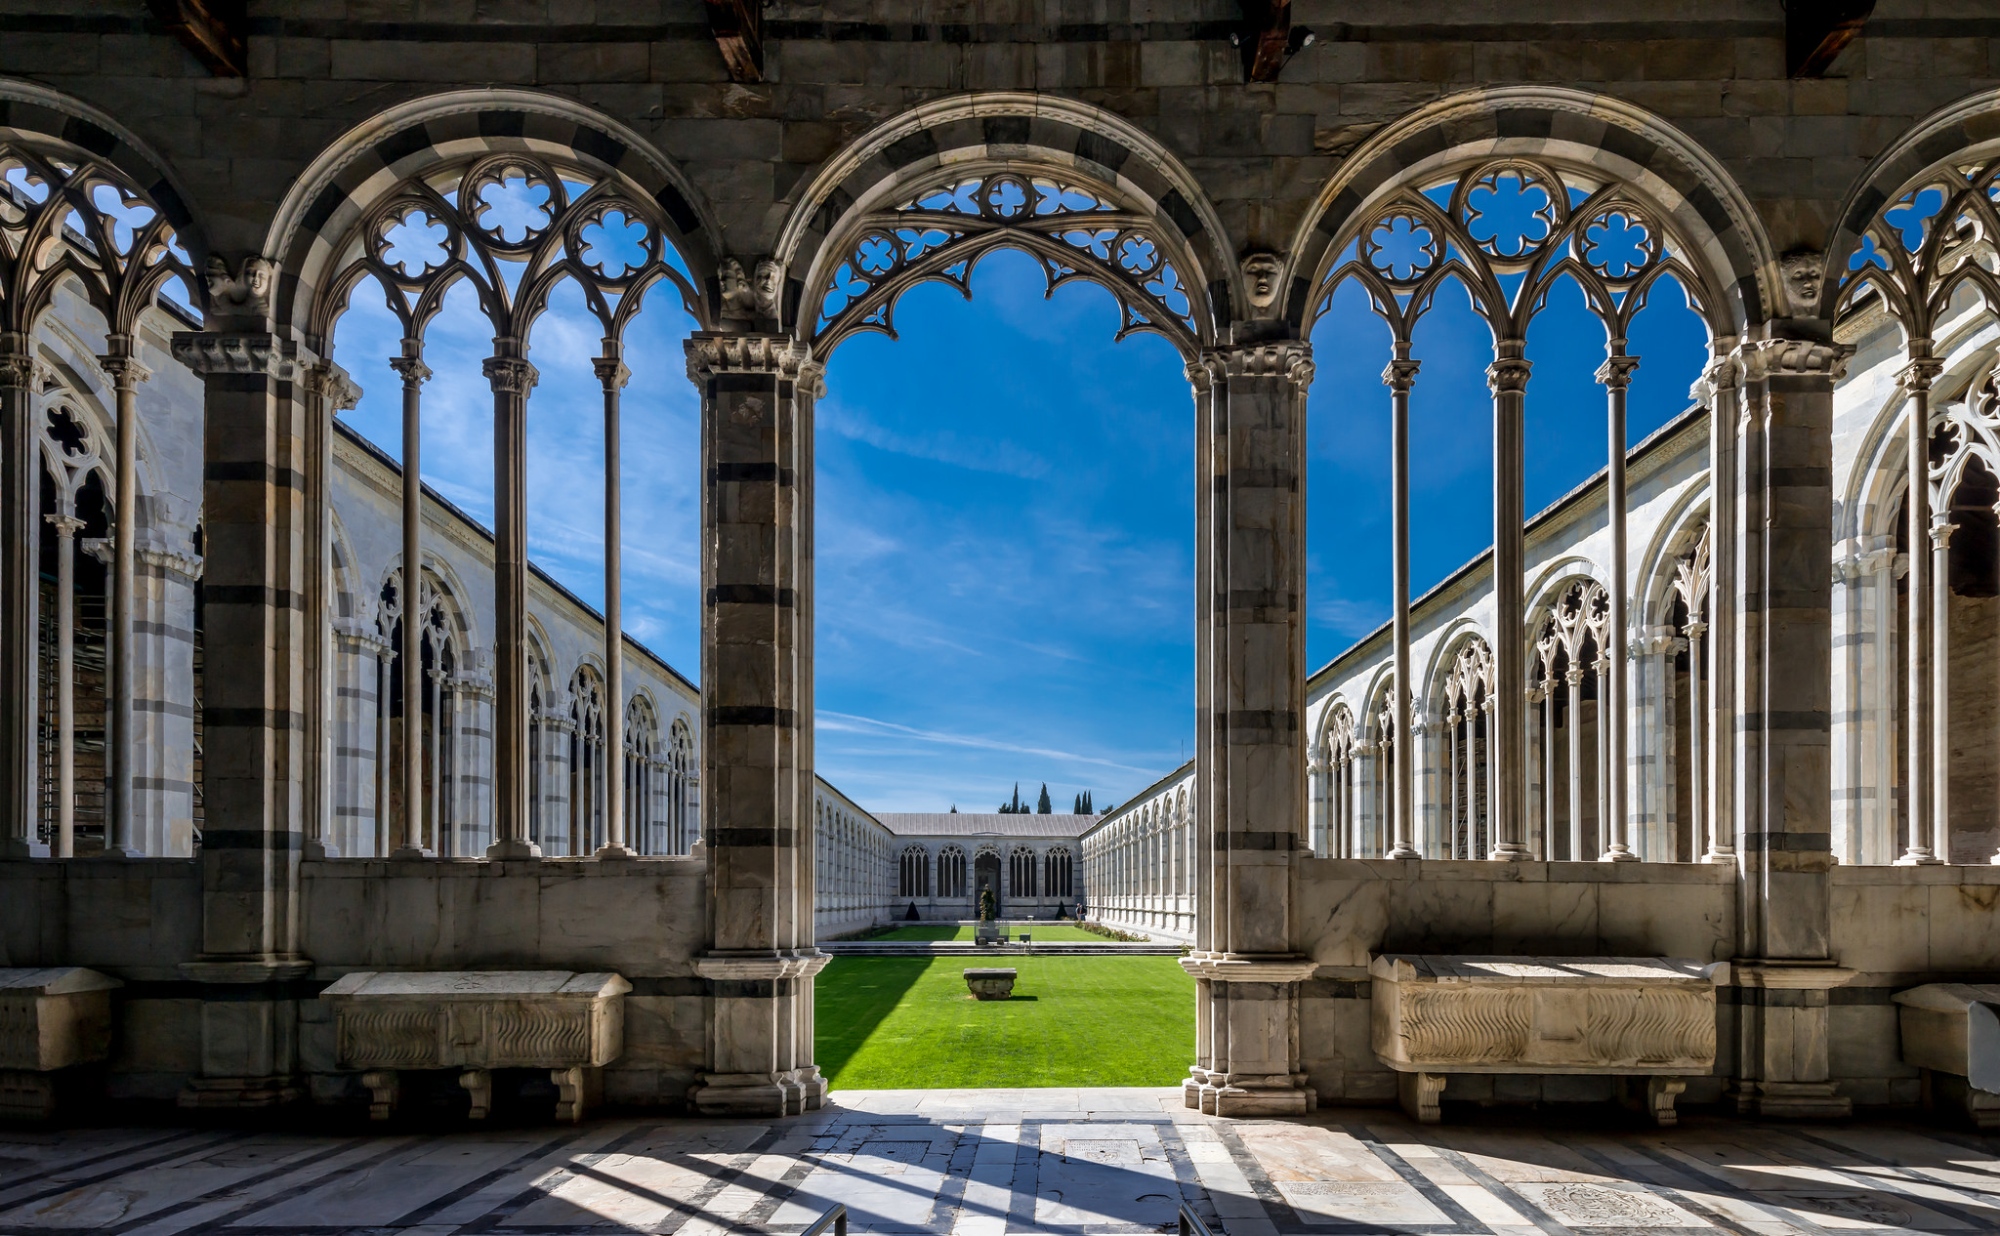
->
[1899, 356, 1946, 393]
[1595, 353, 1641, 389]
[482, 354, 538, 395]
[1199, 339, 1314, 387]
[0, 330, 34, 390]
[684, 332, 814, 385]
[593, 355, 631, 391]
[388, 350, 432, 388]
[98, 334, 151, 389]
[1380, 356, 1421, 392]
[170, 331, 300, 380]
[1486, 341, 1531, 394]
[1689, 353, 1743, 404]
[1732, 336, 1854, 384]
[44, 512, 84, 537]
[138, 545, 204, 581]
[303, 361, 361, 411]
[1930, 518, 1956, 547]
[1631, 624, 1681, 656]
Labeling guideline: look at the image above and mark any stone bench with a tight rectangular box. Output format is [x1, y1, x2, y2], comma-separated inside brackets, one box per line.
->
[320, 970, 629, 1123]
[1893, 983, 2000, 1129]
[1370, 955, 1724, 1125]
[0, 967, 122, 1120]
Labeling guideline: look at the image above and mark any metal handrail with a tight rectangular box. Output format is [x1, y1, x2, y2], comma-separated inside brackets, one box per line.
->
[1179, 1203, 1215, 1236]
[800, 1203, 848, 1236]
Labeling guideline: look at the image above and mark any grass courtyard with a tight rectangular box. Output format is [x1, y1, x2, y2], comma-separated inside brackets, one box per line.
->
[815, 955, 1195, 1089]
[864, 923, 1115, 943]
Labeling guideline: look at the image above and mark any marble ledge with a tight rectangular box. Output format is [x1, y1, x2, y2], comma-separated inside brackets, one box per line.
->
[302, 856, 704, 879]
[1830, 862, 2000, 886]
[1298, 857, 1736, 885]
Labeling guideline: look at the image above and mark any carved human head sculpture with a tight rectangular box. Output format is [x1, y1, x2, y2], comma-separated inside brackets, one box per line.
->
[718, 257, 755, 319]
[1242, 251, 1283, 314]
[1781, 250, 1824, 316]
[753, 258, 783, 318]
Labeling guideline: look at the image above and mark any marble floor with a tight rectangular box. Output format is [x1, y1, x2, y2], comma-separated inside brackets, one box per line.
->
[4, 1088, 1999, 1235]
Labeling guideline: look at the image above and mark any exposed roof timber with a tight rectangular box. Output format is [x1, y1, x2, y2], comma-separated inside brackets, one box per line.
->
[146, 0, 245, 78]
[1236, 0, 1314, 83]
[1785, 0, 1873, 78]
[706, 0, 765, 83]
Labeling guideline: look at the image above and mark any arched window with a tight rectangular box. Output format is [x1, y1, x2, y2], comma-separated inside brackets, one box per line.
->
[1437, 638, 1495, 861]
[1009, 846, 1037, 899]
[1532, 582, 1608, 861]
[900, 844, 930, 898]
[566, 667, 606, 856]
[666, 717, 695, 854]
[625, 694, 661, 854]
[1044, 846, 1073, 899]
[374, 568, 461, 856]
[937, 845, 967, 899]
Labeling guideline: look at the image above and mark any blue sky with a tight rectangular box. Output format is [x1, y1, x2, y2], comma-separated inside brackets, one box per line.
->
[331, 238, 1710, 816]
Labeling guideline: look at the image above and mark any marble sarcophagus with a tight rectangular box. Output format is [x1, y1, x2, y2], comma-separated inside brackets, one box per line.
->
[0, 967, 122, 1120]
[320, 970, 630, 1122]
[1370, 955, 1724, 1125]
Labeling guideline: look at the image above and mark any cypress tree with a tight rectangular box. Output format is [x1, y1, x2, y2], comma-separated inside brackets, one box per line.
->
[1037, 783, 1052, 814]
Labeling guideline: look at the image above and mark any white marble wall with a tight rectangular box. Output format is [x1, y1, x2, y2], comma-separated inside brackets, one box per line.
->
[1082, 764, 1195, 942]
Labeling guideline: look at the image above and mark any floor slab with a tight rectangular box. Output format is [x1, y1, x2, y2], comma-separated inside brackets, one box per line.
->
[1, 1090, 1992, 1234]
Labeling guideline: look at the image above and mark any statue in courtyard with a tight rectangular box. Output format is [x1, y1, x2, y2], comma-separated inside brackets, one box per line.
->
[978, 887, 997, 922]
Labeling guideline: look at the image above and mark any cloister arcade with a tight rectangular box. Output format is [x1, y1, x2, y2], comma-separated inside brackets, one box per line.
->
[4, 11, 2000, 1124]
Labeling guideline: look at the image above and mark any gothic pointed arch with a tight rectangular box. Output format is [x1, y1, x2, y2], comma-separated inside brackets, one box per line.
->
[261, 88, 723, 350]
[1286, 86, 1780, 337]
[774, 93, 1238, 359]
[0, 76, 212, 298]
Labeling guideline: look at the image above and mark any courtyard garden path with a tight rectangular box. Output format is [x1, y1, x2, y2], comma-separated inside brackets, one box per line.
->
[3, 1090, 1997, 1234]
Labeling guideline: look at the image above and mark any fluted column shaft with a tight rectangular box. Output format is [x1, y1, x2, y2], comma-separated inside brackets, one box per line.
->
[1487, 343, 1531, 859]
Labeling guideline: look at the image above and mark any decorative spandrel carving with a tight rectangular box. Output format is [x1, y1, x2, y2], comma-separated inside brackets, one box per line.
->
[812, 171, 1203, 352]
[1835, 157, 2000, 343]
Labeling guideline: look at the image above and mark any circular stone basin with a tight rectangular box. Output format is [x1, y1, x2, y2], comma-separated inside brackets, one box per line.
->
[963, 968, 1017, 1000]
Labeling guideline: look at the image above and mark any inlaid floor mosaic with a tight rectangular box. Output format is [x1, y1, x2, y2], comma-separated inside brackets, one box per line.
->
[4, 1089, 1999, 1235]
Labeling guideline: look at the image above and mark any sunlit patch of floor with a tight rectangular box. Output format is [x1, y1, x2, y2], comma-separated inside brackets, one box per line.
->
[6, 1093, 2000, 1234]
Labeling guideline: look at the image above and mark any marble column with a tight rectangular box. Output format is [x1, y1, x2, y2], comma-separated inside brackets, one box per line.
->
[1697, 353, 1740, 870]
[169, 325, 313, 1108]
[1929, 519, 1954, 863]
[1183, 337, 1317, 1118]
[302, 362, 359, 860]
[1830, 541, 1896, 865]
[1599, 349, 1640, 860]
[1897, 344, 1944, 866]
[1385, 350, 1420, 859]
[0, 332, 39, 856]
[46, 512, 82, 858]
[1487, 343, 1532, 859]
[390, 345, 430, 859]
[597, 346, 633, 858]
[100, 334, 146, 857]
[685, 333, 825, 1117]
[484, 344, 541, 859]
[1725, 333, 1855, 1120]
[1566, 666, 1585, 860]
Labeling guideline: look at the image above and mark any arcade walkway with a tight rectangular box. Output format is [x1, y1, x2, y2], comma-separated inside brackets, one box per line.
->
[2, 1088, 1993, 1234]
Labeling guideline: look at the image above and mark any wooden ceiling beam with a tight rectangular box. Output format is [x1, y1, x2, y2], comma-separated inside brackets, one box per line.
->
[1785, 0, 1873, 78]
[146, 0, 246, 78]
[706, 0, 765, 84]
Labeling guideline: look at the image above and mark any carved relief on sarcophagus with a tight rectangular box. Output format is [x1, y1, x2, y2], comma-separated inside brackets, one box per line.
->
[319, 971, 629, 1122]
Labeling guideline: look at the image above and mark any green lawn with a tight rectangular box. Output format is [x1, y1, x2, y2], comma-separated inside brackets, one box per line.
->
[815, 955, 1194, 1088]
[867, 923, 1116, 943]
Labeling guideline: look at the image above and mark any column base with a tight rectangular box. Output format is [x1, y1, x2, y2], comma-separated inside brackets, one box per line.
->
[592, 843, 636, 861]
[1729, 1079, 1851, 1120]
[1212, 1074, 1314, 1117]
[1895, 850, 1944, 866]
[1600, 845, 1640, 863]
[791, 1066, 828, 1112]
[690, 1072, 793, 1117]
[0, 839, 49, 858]
[178, 1075, 303, 1110]
[388, 846, 432, 860]
[97, 845, 146, 858]
[486, 838, 543, 860]
[1487, 843, 1533, 862]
